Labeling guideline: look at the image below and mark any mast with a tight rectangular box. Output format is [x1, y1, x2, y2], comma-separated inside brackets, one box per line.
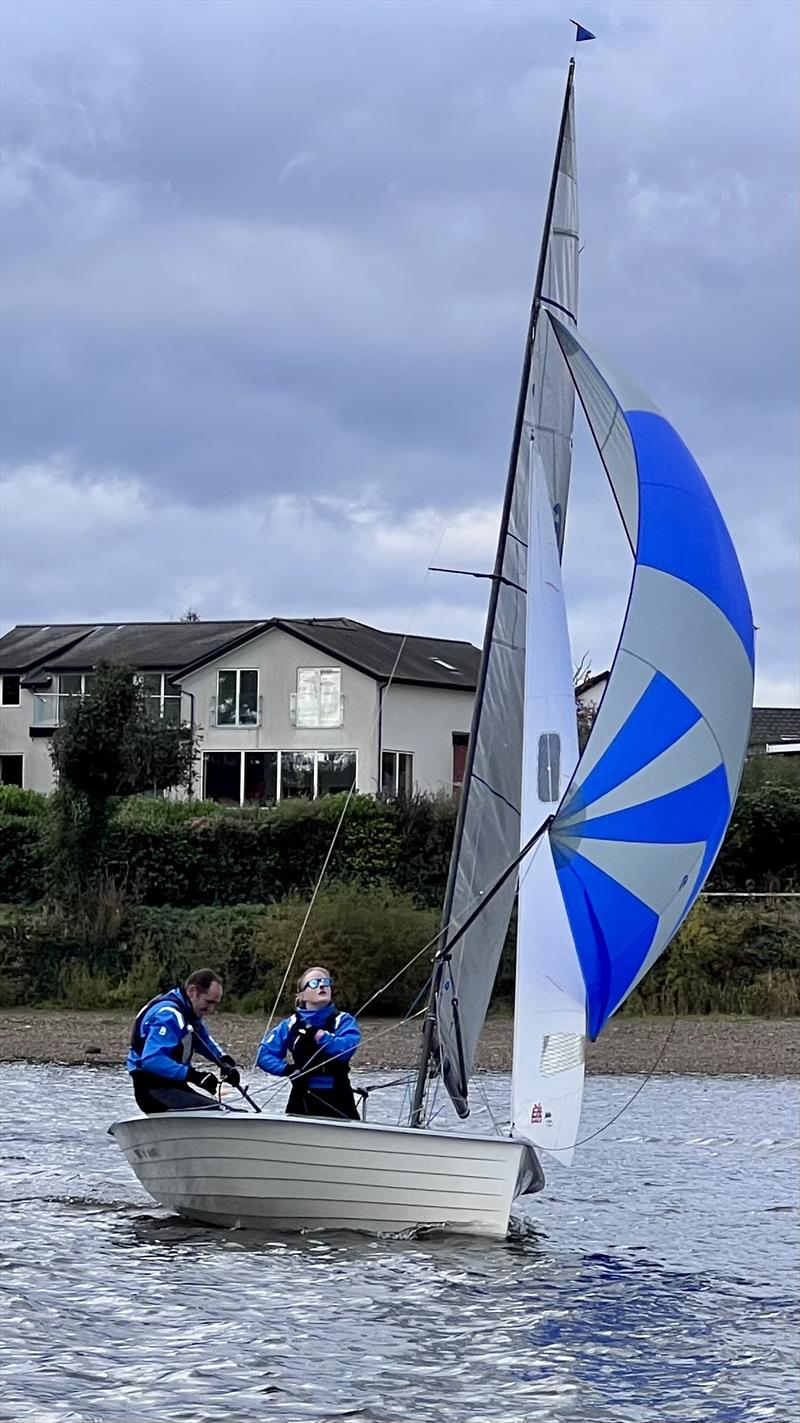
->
[409, 60, 577, 1127]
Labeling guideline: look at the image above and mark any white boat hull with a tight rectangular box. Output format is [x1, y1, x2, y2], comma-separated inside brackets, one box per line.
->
[109, 1112, 538, 1237]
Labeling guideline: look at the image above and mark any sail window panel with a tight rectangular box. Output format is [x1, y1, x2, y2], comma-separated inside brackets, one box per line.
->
[537, 733, 561, 801]
[295, 668, 342, 728]
[539, 1032, 585, 1076]
[317, 750, 356, 796]
[216, 669, 260, 727]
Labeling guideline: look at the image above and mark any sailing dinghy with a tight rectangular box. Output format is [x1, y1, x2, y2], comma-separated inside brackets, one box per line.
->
[110, 60, 753, 1237]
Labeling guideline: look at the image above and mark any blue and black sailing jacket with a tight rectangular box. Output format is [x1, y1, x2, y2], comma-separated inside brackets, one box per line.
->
[256, 1004, 360, 1091]
[126, 986, 225, 1083]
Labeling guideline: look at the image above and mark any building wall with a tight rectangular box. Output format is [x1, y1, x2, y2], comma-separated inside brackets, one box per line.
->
[0, 629, 476, 799]
[0, 698, 56, 793]
[381, 683, 474, 796]
[181, 626, 382, 795]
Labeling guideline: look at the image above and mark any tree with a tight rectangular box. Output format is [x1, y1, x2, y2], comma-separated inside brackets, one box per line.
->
[48, 661, 197, 904]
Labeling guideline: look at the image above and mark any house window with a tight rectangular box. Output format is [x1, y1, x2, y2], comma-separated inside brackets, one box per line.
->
[139, 672, 182, 726]
[216, 669, 259, 727]
[0, 754, 23, 787]
[203, 752, 241, 804]
[1, 675, 21, 707]
[292, 668, 343, 728]
[57, 672, 94, 723]
[281, 751, 315, 799]
[382, 751, 413, 798]
[244, 752, 278, 804]
[537, 733, 561, 801]
[452, 732, 469, 793]
[317, 750, 356, 796]
[202, 750, 355, 805]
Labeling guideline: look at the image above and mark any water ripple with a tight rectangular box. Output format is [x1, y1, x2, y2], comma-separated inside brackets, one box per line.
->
[0, 1065, 798, 1422]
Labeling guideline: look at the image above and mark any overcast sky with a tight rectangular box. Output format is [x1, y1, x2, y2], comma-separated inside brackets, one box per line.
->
[1, 0, 797, 704]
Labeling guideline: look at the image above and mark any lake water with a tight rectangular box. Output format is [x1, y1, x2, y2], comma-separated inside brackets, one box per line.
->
[0, 1064, 797, 1423]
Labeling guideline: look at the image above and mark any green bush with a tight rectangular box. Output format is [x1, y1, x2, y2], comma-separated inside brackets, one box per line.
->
[0, 771, 797, 908]
[624, 897, 800, 1015]
[0, 786, 48, 817]
[0, 815, 46, 903]
[0, 887, 796, 1017]
[0, 884, 440, 1014]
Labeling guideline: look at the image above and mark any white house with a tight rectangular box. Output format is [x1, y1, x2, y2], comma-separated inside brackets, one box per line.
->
[0, 618, 479, 802]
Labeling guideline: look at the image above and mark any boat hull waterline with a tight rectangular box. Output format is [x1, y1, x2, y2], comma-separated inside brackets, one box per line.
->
[109, 1112, 537, 1237]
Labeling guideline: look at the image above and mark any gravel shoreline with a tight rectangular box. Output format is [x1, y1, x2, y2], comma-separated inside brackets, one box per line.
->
[0, 1009, 797, 1076]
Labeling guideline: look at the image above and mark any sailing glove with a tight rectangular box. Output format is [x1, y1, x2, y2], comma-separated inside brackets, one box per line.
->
[219, 1054, 241, 1087]
[187, 1067, 220, 1096]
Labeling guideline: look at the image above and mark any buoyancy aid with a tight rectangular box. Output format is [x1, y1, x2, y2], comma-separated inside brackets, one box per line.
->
[286, 1009, 360, 1120]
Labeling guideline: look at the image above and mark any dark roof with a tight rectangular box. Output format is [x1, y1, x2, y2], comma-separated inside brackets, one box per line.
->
[0, 624, 99, 672]
[275, 619, 480, 687]
[0, 621, 262, 674]
[0, 618, 480, 689]
[748, 707, 800, 748]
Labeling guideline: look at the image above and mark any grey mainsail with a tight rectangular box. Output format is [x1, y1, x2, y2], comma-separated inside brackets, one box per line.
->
[410, 64, 580, 1122]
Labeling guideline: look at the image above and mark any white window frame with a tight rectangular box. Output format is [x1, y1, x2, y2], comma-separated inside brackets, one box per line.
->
[290, 667, 344, 729]
[1, 674, 21, 707]
[0, 752, 24, 787]
[137, 672, 182, 724]
[382, 750, 413, 797]
[56, 672, 93, 724]
[214, 669, 261, 728]
[202, 749, 357, 805]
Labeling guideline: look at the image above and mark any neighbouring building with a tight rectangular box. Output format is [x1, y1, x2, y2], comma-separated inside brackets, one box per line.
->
[2, 626, 796, 799]
[0, 618, 480, 802]
[747, 706, 800, 757]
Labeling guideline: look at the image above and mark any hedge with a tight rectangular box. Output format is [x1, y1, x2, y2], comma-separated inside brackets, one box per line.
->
[0, 883, 440, 1014]
[1, 768, 799, 909]
[0, 889, 796, 1016]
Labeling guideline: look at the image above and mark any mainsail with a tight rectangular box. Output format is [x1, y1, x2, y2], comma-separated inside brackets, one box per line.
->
[410, 64, 580, 1122]
[509, 312, 754, 1156]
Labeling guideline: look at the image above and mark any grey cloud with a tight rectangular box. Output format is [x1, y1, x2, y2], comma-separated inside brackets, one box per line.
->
[0, 0, 797, 699]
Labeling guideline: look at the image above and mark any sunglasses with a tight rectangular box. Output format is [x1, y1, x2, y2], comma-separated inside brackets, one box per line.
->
[302, 977, 332, 990]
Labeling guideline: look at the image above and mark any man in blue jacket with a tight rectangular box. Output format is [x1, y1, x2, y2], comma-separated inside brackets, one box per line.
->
[257, 965, 361, 1119]
[127, 968, 241, 1114]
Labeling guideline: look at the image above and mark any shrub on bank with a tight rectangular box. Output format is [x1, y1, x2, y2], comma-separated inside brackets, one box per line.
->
[0, 884, 440, 1014]
[0, 888, 796, 1017]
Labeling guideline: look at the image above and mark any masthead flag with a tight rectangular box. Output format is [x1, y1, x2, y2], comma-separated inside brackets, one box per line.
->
[571, 20, 596, 41]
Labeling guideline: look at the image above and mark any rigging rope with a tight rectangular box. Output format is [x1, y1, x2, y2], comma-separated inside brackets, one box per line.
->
[259, 518, 453, 1045]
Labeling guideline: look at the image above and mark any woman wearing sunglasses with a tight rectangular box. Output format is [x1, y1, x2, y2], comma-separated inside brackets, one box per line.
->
[256, 966, 362, 1120]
